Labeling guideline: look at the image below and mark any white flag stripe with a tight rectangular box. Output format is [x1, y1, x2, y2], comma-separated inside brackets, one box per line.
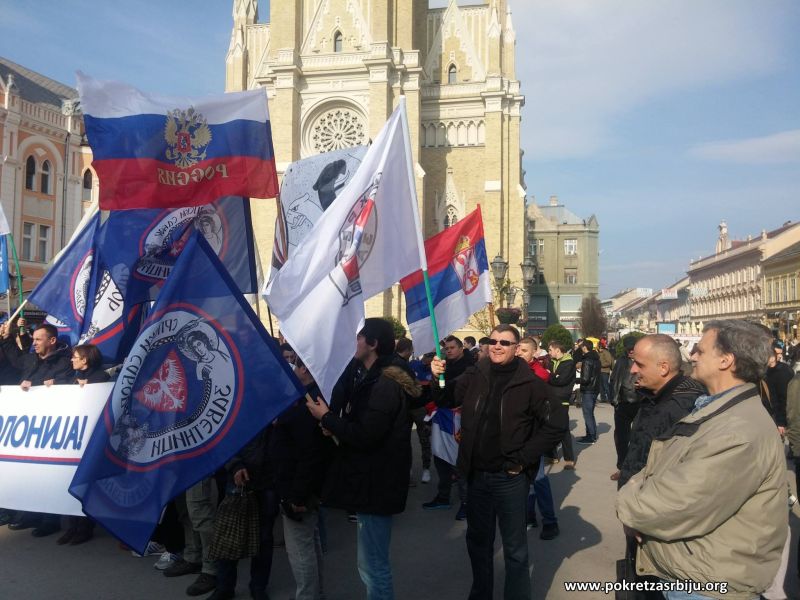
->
[76, 72, 269, 122]
[0, 203, 10, 236]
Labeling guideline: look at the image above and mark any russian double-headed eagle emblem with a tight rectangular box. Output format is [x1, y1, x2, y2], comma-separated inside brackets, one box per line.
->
[164, 107, 212, 168]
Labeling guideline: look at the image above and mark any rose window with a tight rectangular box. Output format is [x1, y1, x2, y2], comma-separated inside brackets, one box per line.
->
[311, 109, 366, 153]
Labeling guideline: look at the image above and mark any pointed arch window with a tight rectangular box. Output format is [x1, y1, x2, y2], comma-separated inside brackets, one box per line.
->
[83, 169, 93, 202]
[448, 64, 457, 84]
[25, 156, 36, 191]
[443, 205, 459, 229]
[40, 160, 51, 194]
[334, 31, 343, 53]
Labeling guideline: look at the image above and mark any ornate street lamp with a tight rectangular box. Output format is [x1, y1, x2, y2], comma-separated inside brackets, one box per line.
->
[490, 254, 508, 287]
[520, 257, 537, 285]
[505, 287, 519, 308]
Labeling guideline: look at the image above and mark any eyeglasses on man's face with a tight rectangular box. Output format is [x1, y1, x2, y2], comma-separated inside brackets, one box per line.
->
[486, 339, 517, 347]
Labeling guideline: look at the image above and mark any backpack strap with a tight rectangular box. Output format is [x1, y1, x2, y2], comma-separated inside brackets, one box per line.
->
[656, 387, 757, 441]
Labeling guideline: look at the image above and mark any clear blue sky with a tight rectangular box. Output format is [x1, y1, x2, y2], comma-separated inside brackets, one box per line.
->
[2, 0, 798, 297]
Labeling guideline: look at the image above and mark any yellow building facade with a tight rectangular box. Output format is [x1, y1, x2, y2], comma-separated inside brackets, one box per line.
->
[225, 0, 526, 334]
[0, 57, 94, 302]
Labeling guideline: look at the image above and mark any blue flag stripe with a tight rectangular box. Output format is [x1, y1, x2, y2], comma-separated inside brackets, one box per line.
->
[84, 115, 272, 161]
[404, 239, 488, 323]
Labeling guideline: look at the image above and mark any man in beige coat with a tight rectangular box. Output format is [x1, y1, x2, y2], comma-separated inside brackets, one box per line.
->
[617, 320, 787, 600]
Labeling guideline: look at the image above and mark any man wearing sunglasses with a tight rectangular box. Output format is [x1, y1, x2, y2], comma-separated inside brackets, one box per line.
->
[431, 324, 567, 600]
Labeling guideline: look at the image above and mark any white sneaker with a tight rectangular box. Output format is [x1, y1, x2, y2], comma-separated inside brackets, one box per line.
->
[131, 541, 166, 557]
[421, 469, 431, 484]
[154, 551, 180, 570]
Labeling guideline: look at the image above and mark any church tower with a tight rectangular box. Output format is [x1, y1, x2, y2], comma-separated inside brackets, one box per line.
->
[226, 0, 525, 338]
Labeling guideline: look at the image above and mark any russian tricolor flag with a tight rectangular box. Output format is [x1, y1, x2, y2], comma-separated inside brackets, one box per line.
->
[77, 73, 278, 210]
[400, 206, 492, 354]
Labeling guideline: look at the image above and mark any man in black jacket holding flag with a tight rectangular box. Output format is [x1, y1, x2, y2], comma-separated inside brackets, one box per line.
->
[431, 324, 566, 600]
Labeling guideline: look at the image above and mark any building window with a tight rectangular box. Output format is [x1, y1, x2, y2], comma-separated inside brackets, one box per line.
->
[22, 222, 34, 261]
[310, 107, 367, 153]
[83, 170, 93, 202]
[537, 239, 544, 255]
[443, 205, 459, 229]
[564, 239, 577, 255]
[529, 241, 536, 256]
[559, 294, 583, 315]
[564, 269, 577, 284]
[41, 160, 52, 194]
[792, 277, 797, 300]
[782, 278, 788, 303]
[333, 31, 343, 53]
[537, 272, 545, 284]
[448, 64, 457, 84]
[37, 224, 51, 262]
[25, 156, 36, 191]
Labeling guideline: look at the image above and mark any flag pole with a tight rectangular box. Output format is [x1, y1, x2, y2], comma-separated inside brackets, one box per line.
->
[7, 234, 24, 317]
[1, 235, 9, 320]
[488, 303, 497, 328]
[398, 96, 445, 388]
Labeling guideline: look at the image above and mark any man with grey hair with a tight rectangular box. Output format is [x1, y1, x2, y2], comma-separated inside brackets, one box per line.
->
[617, 320, 787, 599]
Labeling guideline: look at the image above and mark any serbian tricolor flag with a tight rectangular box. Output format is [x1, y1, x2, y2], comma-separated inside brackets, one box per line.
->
[76, 72, 278, 210]
[428, 407, 462, 466]
[400, 207, 491, 354]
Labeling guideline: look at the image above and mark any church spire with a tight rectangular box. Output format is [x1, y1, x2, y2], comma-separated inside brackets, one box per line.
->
[233, 0, 257, 28]
[226, 0, 256, 91]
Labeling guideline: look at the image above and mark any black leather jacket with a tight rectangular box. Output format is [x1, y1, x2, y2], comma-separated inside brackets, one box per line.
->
[433, 357, 567, 477]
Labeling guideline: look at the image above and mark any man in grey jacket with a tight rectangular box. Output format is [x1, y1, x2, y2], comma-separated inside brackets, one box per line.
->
[617, 320, 787, 600]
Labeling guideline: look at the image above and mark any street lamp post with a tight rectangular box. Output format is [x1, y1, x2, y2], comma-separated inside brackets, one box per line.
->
[490, 254, 509, 285]
[519, 257, 537, 333]
[505, 287, 518, 308]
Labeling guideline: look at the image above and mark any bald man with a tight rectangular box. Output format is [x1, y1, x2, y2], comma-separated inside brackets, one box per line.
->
[614, 335, 707, 593]
[618, 334, 706, 489]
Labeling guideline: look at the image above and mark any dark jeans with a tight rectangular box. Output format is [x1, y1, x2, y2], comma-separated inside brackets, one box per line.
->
[599, 372, 611, 402]
[614, 402, 640, 470]
[410, 407, 432, 470]
[581, 391, 598, 440]
[434, 456, 467, 503]
[466, 470, 531, 600]
[15, 512, 59, 529]
[527, 458, 557, 526]
[216, 488, 279, 595]
[152, 500, 184, 553]
[561, 419, 575, 462]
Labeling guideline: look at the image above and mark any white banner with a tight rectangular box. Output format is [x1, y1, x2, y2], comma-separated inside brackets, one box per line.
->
[0, 383, 112, 516]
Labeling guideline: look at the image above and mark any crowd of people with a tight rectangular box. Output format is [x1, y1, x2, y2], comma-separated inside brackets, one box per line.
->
[1, 314, 799, 600]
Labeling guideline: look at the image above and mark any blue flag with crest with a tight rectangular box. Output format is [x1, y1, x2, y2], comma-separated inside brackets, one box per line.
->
[77, 240, 144, 363]
[27, 213, 100, 343]
[69, 232, 303, 554]
[96, 196, 258, 305]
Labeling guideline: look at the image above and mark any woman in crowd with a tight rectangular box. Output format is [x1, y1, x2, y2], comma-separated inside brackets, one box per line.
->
[57, 344, 109, 545]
